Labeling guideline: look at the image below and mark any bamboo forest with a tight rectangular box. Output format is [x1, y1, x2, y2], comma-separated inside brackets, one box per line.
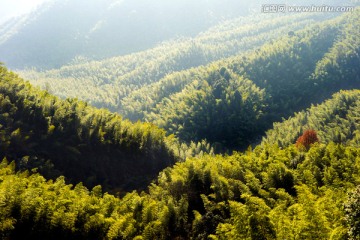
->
[0, 0, 360, 239]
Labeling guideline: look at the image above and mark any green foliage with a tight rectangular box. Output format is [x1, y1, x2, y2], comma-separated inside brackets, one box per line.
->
[263, 90, 360, 148]
[18, 12, 344, 151]
[146, 70, 266, 149]
[125, 13, 346, 151]
[345, 185, 360, 239]
[1, 88, 360, 239]
[0, 159, 119, 239]
[0, 7, 359, 240]
[0, 64, 179, 192]
[313, 9, 360, 91]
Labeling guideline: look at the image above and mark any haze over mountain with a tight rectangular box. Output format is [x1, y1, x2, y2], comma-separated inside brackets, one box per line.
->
[1, 0, 355, 69]
[0, 0, 46, 24]
[0, 0, 262, 69]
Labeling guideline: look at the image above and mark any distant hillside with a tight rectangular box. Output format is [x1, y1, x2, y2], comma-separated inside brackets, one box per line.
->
[19, 9, 360, 151]
[0, 64, 180, 192]
[262, 89, 360, 148]
[0, 0, 260, 69]
[129, 9, 360, 150]
[21, 13, 334, 110]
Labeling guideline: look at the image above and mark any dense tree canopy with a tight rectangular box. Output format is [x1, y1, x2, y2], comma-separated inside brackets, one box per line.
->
[0, 64, 181, 192]
[1, 90, 360, 239]
[263, 90, 360, 148]
[1, 5, 360, 240]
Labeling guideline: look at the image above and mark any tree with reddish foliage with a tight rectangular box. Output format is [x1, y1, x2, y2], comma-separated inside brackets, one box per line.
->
[295, 130, 319, 150]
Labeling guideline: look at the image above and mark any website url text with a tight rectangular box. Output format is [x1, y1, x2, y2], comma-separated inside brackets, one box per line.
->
[262, 4, 355, 13]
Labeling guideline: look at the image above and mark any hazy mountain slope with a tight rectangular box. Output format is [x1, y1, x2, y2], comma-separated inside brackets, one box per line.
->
[1, 89, 360, 239]
[0, 64, 179, 191]
[19, 10, 360, 151]
[0, 0, 260, 69]
[20, 13, 335, 112]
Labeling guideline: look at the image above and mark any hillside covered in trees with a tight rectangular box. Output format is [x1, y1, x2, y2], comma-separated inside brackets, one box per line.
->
[20, 12, 333, 110]
[21, 8, 360, 152]
[1, 1, 360, 239]
[1, 89, 360, 239]
[263, 90, 360, 148]
[0, 64, 182, 192]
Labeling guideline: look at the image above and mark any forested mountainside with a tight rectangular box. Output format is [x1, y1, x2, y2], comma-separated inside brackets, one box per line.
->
[0, 0, 262, 69]
[0, 64, 183, 192]
[1, 89, 360, 239]
[21, 13, 333, 111]
[22, 9, 360, 152]
[142, 10, 360, 151]
[263, 90, 360, 148]
[1, 1, 360, 238]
